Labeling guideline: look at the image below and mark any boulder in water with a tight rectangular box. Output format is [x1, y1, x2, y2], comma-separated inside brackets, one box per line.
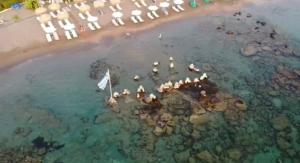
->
[241, 45, 258, 56]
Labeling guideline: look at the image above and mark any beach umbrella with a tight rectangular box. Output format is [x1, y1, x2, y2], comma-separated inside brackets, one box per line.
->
[110, 0, 120, 5]
[112, 11, 123, 18]
[39, 13, 51, 23]
[74, 0, 85, 3]
[57, 11, 69, 20]
[35, 7, 47, 15]
[93, 0, 105, 8]
[79, 4, 91, 12]
[48, 3, 60, 11]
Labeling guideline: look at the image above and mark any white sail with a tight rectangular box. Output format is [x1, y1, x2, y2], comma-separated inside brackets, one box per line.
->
[98, 70, 110, 90]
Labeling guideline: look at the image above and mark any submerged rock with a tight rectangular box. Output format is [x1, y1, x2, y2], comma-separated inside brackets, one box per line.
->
[227, 148, 242, 161]
[189, 114, 210, 125]
[14, 127, 32, 137]
[241, 45, 258, 56]
[196, 150, 214, 163]
[271, 115, 290, 130]
[174, 150, 190, 163]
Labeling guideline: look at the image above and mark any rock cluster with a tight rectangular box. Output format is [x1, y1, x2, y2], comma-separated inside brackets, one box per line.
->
[272, 66, 300, 93]
[89, 59, 120, 86]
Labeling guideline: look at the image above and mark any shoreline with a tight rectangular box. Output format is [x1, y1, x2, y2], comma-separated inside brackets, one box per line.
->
[0, 0, 254, 72]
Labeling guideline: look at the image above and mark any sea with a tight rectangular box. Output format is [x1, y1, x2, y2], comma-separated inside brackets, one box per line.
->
[0, 0, 299, 162]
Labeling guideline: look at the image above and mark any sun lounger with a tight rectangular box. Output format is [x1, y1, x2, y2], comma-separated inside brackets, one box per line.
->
[93, 22, 101, 29]
[45, 33, 52, 42]
[79, 13, 86, 20]
[65, 19, 75, 28]
[36, 17, 40, 22]
[50, 12, 57, 18]
[177, 5, 184, 11]
[58, 20, 65, 28]
[88, 23, 96, 30]
[172, 6, 180, 12]
[147, 12, 154, 20]
[152, 11, 159, 18]
[117, 18, 125, 25]
[134, 1, 141, 8]
[48, 21, 55, 29]
[112, 19, 119, 26]
[136, 16, 144, 22]
[109, 6, 116, 12]
[65, 31, 72, 40]
[116, 4, 122, 10]
[53, 32, 59, 40]
[74, 3, 81, 9]
[131, 16, 138, 23]
[140, 0, 147, 6]
[71, 29, 78, 38]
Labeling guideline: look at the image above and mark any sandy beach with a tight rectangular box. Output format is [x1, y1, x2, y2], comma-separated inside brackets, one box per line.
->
[0, 0, 254, 71]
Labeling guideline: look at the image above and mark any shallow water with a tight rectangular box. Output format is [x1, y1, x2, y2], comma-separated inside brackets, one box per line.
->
[0, 0, 300, 162]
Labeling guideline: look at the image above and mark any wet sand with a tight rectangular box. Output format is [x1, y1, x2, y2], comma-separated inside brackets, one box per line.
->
[0, 0, 254, 72]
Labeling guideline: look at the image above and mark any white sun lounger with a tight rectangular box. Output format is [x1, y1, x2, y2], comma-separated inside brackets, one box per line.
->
[50, 12, 57, 18]
[136, 15, 144, 22]
[152, 11, 159, 18]
[109, 6, 116, 12]
[88, 23, 96, 30]
[93, 22, 101, 29]
[117, 18, 124, 25]
[65, 31, 72, 40]
[46, 33, 52, 42]
[147, 12, 154, 20]
[58, 20, 65, 28]
[172, 6, 180, 12]
[131, 16, 138, 23]
[48, 21, 55, 29]
[134, 1, 141, 8]
[79, 13, 86, 20]
[140, 0, 147, 6]
[116, 4, 122, 10]
[112, 19, 119, 26]
[74, 3, 81, 9]
[36, 17, 40, 22]
[177, 5, 184, 11]
[53, 32, 59, 40]
[71, 29, 78, 38]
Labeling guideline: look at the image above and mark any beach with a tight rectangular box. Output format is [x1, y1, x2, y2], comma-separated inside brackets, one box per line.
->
[0, 0, 300, 162]
[0, 0, 253, 71]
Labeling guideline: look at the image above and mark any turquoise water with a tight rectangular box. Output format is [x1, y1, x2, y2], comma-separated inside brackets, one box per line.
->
[0, 0, 300, 162]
